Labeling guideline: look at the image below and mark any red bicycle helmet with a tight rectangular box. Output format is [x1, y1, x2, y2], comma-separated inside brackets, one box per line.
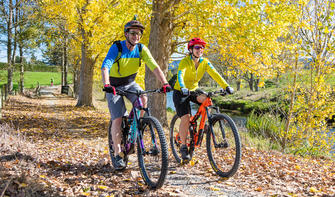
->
[188, 37, 207, 50]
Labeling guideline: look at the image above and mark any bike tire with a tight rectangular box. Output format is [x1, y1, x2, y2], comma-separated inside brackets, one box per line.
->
[137, 116, 168, 189]
[108, 120, 128, 170]
[169, 114, 194, 164]
[206, 113, 241, 178]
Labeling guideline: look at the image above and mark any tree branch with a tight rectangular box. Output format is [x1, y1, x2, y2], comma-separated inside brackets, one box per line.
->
[170, 10, 190, 21]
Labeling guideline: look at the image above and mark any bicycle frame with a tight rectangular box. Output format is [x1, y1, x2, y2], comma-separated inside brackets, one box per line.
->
[123, 91, 158, 156]
[187, 92, 223, 148]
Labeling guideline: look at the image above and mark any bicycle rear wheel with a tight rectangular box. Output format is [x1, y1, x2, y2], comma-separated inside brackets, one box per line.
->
[137, 116, 168, 189]
[206, 114, 241, 178]
[169, 114, 194, 164]
[108, 119, 128, 170]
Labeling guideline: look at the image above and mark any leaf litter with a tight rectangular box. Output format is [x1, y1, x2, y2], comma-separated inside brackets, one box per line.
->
[0, 91, 334, 196]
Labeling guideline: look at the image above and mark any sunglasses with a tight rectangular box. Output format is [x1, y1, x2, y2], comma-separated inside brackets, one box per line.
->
[194, 46, 204, 50]
[129, 31, 142, 37]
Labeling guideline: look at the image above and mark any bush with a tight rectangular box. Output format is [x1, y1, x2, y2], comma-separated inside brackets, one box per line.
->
[264, 80, 276, 88]
[213, 98, 282, 115]
[246, 111, 286, 147]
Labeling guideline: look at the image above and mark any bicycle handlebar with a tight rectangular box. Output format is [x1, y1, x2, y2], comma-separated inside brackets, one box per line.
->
[103, 87, 162, 96]
[189, 89, 228, 97]
[180, 89, 227, 103]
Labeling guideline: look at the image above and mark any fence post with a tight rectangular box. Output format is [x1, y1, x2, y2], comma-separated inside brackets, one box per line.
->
[4, 84, 8, 101]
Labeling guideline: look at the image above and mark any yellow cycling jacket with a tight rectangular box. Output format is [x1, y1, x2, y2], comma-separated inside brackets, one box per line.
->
[174, 55, 229, 91]
[101, 40, 158, 86]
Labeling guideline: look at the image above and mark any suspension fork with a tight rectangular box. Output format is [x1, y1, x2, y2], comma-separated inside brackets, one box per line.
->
[133, 107, 145, 154]
[140, 107, 158, 154]
[206, 106, 222, 147]
[206, 107, 216, 144]
[213, 106, 226, 139]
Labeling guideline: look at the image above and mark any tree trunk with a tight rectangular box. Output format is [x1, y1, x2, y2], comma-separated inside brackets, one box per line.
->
[11, 1, 18, 65]
[248, 73, 254, 91]
[73, 67, 80, 98]
[18, 6, 24, 94]
[62, 38, 68, 86]
[284, 49, 299, 149]
[19, 45, 24, 94]
[7, 0, 13, 95]
[146, 0, 174, 127]
[254, 77, 259, 92]
[236, 80, 241, 91]
[76, 43, 94, 107]
[61, 43, 65, 86]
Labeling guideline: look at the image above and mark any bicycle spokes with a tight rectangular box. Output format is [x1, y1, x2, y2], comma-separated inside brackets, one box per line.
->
[206, 114, 241, 178]
[137, 116, 168, 189]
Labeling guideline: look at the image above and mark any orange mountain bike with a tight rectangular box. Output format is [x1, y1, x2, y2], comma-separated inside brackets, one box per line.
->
[169, 89, 241, 178]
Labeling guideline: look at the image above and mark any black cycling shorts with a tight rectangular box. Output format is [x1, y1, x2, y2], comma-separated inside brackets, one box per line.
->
[173, 90, 201, 117]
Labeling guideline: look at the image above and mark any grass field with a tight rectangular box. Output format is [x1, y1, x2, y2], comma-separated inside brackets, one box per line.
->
[0, 70, 73, 89]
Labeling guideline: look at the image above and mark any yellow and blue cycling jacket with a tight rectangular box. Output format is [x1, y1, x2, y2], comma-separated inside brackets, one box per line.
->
[101, 40, 158, 86]
[174, 55, 229, 91]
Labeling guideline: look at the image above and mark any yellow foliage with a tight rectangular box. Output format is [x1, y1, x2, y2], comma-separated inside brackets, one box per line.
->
[39, 0, 151, 82]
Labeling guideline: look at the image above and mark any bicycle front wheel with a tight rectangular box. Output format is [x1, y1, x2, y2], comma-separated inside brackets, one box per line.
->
[206, 113, 241, 178]
[137, 116, 168, 189]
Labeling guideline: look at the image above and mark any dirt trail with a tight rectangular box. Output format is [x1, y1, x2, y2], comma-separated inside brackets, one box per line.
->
[0, 87, 334, 196]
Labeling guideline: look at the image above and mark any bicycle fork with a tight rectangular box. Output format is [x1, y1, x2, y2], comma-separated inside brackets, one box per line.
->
[207, 107, 229, 149]
[137, 108, 159, 156]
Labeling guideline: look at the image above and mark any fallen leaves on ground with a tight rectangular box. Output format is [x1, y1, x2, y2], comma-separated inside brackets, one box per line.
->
[0, 91, 334, 196]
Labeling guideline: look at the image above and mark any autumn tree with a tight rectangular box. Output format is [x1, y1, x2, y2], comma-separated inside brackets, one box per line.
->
[18, 2, 44, 93]
[282, 0, 335, 154]
[39, 0, 150, 107]
[0, 0, 41, 93]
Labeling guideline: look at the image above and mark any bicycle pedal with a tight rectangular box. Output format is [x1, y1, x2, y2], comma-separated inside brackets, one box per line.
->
[216, 142, 229, 148]
[222, 141, 229, 148]
[149, 147, 159, 156]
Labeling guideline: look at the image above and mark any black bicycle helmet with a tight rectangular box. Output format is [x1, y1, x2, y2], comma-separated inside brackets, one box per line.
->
[124, 16, 145, 33]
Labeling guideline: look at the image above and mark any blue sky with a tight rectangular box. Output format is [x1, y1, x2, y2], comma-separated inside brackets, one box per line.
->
[0, 34, 7, 62]
[0, 48, 6, 63]
[0, 42, 43, 63]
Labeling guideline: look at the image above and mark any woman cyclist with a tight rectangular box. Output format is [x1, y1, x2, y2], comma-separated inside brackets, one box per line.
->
[173, 37, 234, 162]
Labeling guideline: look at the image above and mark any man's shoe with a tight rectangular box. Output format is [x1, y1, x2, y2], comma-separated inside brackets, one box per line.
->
[180, 144, 191, 162]
[113, 155, 126, 170]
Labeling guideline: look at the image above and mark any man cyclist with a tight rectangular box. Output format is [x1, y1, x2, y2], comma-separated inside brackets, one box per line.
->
[173, 37, 234, 162]
[101, 18, 171, 170]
